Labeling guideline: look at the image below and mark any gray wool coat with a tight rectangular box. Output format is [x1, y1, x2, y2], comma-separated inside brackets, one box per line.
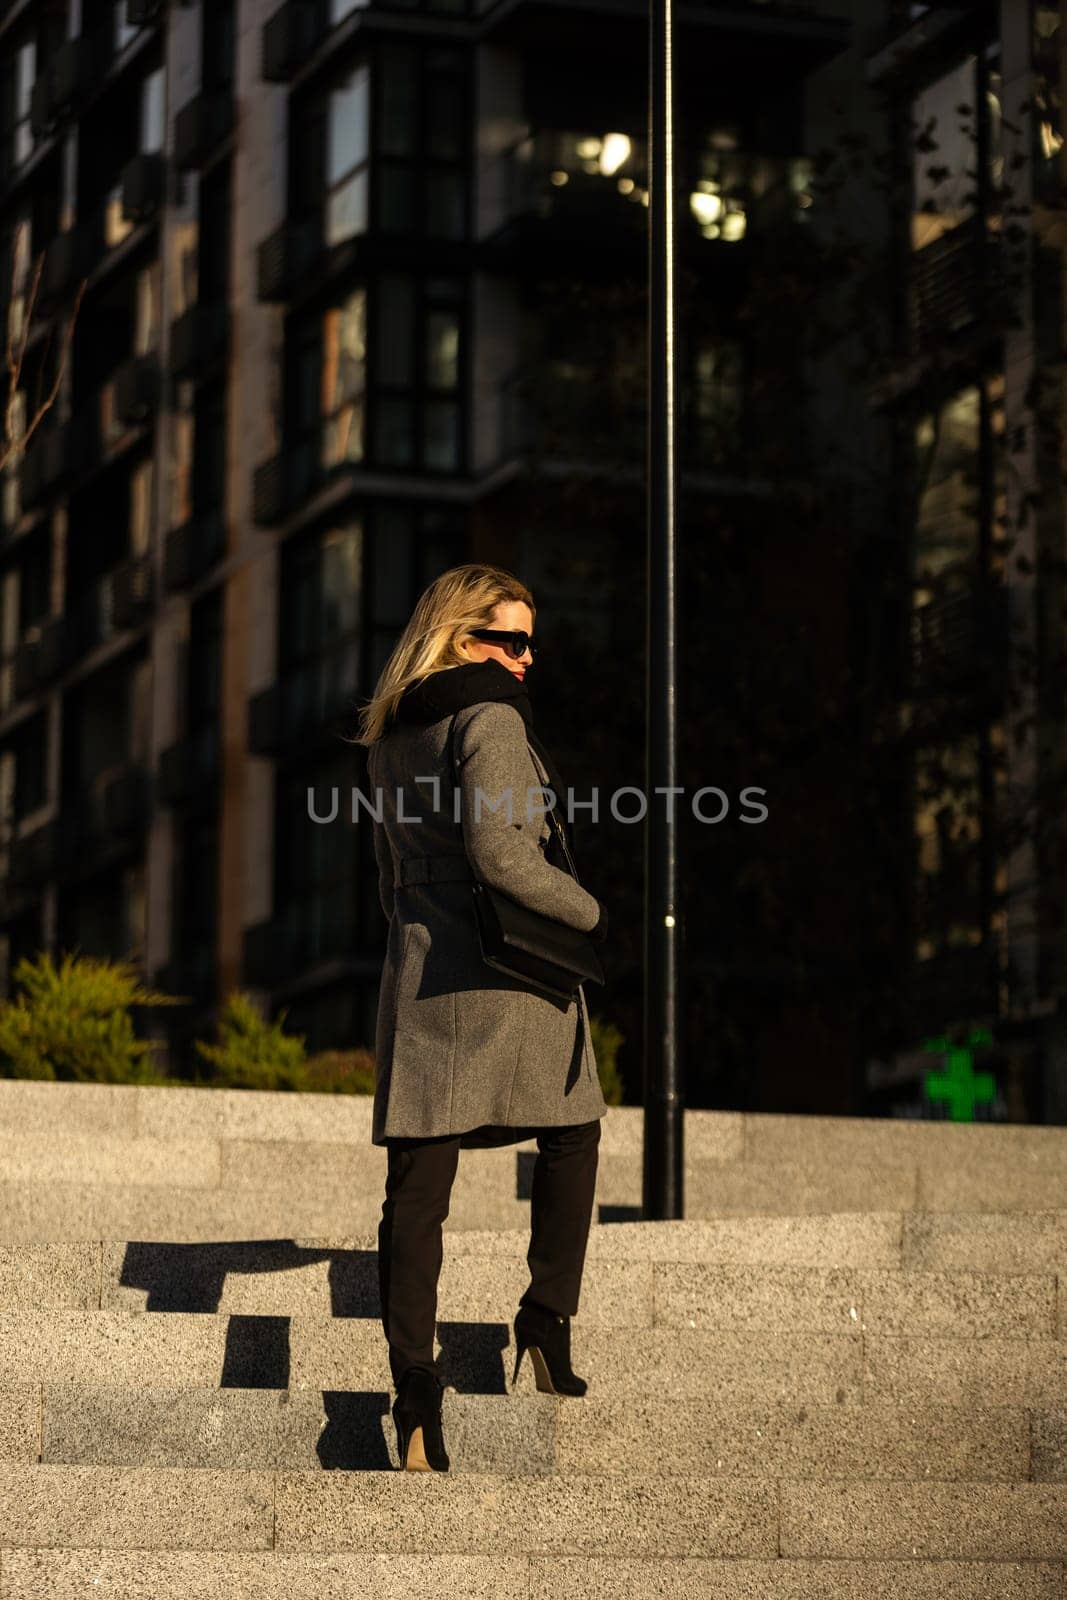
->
[366, 699, 607, 1146]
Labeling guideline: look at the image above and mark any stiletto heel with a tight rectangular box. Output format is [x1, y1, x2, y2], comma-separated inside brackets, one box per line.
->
[510, 1301, 588, 1397]
[392, 1367, 450, 1471]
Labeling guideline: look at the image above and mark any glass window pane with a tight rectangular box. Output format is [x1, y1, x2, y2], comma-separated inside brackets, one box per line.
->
[325, 168, 368, 245]
[321, 290, 367, 413]
[321, 523, 363, 639]
[426, 170, 465, 240]
[13, 41, 34, 163]
[378, 276, 415, 385]
[425, 309, 459, 389]
[375, 397, 415, 466]
[914, 387, 980, 590]
[911, 55, 978, 251]
[427, 75, 464, 160]
[322, 401, 364, 467]
[379, 46, 417, 158]
[327, 64, 370, 185]
[130, 461, 154, 557]
[379, 164, 416, 232]
[423, 400, 459, 470]
[135, 263, 161, 354]
[372, 508, 413, 623]
[141, 68, 166, 154]
[114, 2, 139, 52]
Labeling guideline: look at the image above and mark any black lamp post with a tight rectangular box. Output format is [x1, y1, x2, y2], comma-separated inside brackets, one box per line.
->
[643, 0, 685, 1218]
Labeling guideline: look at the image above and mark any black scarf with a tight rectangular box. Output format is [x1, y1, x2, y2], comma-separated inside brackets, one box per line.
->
[394, 660, 575, 864]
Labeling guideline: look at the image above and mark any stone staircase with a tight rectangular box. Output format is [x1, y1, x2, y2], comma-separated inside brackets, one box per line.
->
[0, 1078, 1064, 1596]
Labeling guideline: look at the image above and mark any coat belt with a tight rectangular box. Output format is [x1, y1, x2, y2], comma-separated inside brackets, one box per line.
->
[395, 855, 475, 888]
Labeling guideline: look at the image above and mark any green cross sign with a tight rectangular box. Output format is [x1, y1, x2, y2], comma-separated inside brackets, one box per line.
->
[921, 1028, 996, 1121]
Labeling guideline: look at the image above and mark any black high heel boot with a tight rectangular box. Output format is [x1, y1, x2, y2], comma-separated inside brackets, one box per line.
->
[510, 1299, 588, 1396]
[392, 1367, 450, 1471]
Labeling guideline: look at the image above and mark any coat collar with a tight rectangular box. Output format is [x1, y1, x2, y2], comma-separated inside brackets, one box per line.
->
[393, 660, 575, 862]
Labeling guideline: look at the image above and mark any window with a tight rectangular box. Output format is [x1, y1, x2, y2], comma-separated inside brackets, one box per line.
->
[368, 503, 465, 680]
[376, 43, 468, 241]
[913, 387, 982, 593]
[326, 64, 370, 245]
[173, 815, 219, 1001]
[130, 461, 154, 558]
[199, 165, 231, 303]
[193, 383, 227, 512]
[1, 388, 25, 527]
[321, 292, 366, 466]
[276, 521, 362, 744]
[280, 522, 362, 675]
[373, 275, 464, 472]
[134, 262, 161, 354]
[292, 287, 367, 467]
[141, 67, 165, 155]
[913, 735, 985, 962]
[910, 44, 1000, 254]
[202, 0, 236, 92]
[0, 40, 36, 178]
[691, 339, 744, 465]
[113, 2, 140, 54]
[6, 216, 32, 350]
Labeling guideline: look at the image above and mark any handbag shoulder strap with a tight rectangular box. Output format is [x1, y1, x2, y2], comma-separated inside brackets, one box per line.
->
[448, 707, 583, 886]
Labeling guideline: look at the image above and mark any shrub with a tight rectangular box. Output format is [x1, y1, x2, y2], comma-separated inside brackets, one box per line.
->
[192, 991, 307, 1090]
[298, 1047, 376, 1094]
[589, 1011, 625, 1105]
[0, 950, 182, 1084]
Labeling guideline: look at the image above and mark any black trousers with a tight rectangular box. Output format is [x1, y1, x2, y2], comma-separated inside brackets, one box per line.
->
[377, 1118, 601, 1388]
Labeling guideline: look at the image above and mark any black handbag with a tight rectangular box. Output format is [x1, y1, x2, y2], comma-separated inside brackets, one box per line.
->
[447, 713, 605, 1002]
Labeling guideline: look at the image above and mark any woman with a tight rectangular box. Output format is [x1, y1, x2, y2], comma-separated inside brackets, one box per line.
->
[354, 563, 609, 1472]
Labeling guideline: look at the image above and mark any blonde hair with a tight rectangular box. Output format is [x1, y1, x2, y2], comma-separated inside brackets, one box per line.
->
[350, 563, 536, 746]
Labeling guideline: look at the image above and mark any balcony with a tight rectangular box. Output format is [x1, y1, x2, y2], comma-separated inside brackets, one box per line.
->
[66, 556, 154, 658]
[480, 0, 848, 72]
[57, 763, 152, 877]
[40, 227, 91, 310]
[255, 215, 335, 302]
[13, 615, 70, 698]
[865, 5, 981, 89]
[163, 510, 226, 591]
[910, 217, 1004, 348]
[262, 0, 322, 82]
[173, 91, 234, 172]
[911, 584, 1008, 688]
[111, 354, 160, 430]
[29, 36, 97, 139]
[482, 131, 814, 269]
[170, 303, 228, 379]
[112, 355, 160, 429]
[157, 723, 221, 810]
[243, 885, 356, 988]
[248, 650, 357, 757]
[126, 0, 167, 28]
[121, 152, 165, 224]
[10, 819, 60, 889]
[18, 418, 93, 510]
[252, 418, 361, 525]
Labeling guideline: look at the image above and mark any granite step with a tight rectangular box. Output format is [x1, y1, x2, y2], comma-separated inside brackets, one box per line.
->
[0, 1464, 1065, 1559]
[0, 1308, 1064, 1406]
[1, 1239, 1062, 1337]
[1, 1550, 1064, 1600]
[8, 1380, 1061, 1481]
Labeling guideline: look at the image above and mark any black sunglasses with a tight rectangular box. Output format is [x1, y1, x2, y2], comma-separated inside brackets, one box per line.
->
[469, 628, 538, 661]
